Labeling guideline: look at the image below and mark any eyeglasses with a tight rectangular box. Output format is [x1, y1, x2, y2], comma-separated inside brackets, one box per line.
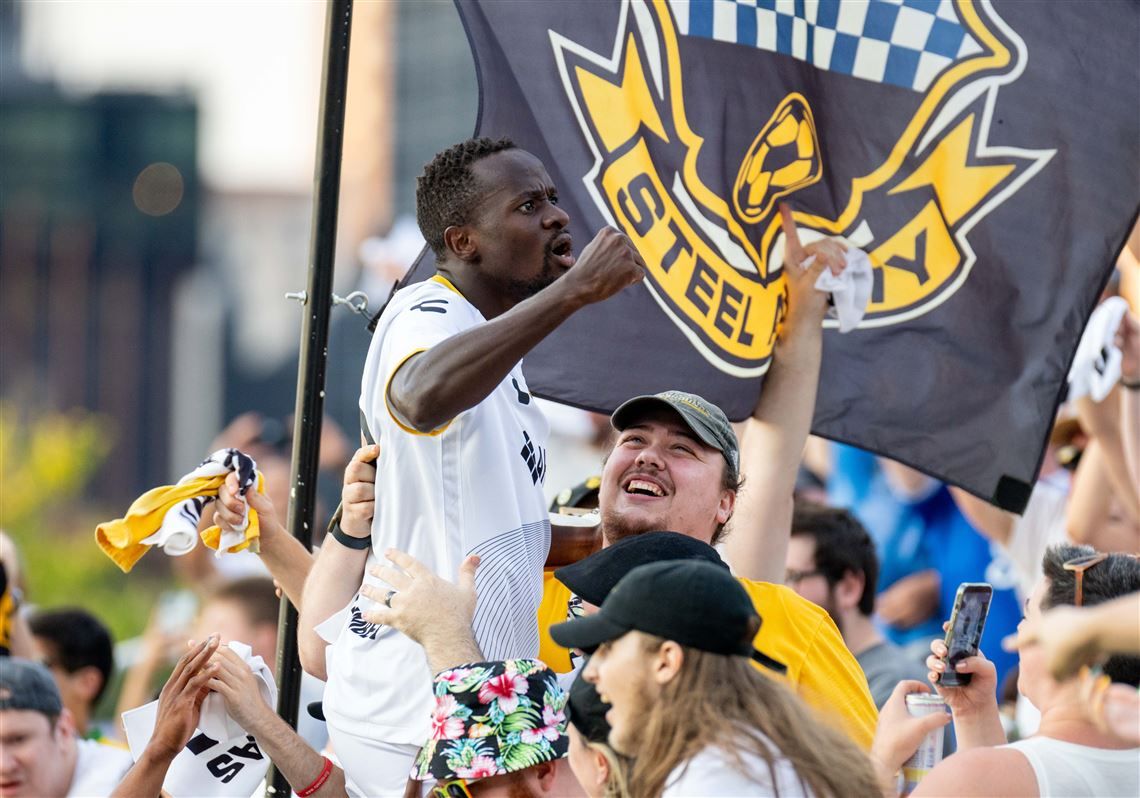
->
[432, 781, 474, 798]
[784, 568, 824, 585]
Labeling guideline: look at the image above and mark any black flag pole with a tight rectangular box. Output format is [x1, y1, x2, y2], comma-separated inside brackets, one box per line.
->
[266, 1, 352, 795]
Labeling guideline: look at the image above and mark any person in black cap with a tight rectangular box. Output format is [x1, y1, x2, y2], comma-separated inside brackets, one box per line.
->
[544, 528, 878, 749]
[551, 561, 880, 797]
[566, 670, 630, 798]
[0, 658, 132, 798]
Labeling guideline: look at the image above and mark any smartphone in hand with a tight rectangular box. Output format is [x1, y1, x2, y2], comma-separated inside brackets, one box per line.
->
[940, 582, 993, 687]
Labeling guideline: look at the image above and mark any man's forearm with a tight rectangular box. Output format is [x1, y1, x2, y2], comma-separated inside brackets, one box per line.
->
[1122, 387, 1139, 491]
[244, 705, 347, 798]
[257, 519, 314, 609]
[423, 626, 485, 675]
[298, 541, 368, 679]
[111, 744, 177, 798]
[390, 280, 585, 432]
[725, 320, 823, 582]
[1090, 593, 1140, 655]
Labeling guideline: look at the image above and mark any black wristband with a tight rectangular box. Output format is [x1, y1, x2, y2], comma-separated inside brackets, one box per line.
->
[330, 523, 372, 550]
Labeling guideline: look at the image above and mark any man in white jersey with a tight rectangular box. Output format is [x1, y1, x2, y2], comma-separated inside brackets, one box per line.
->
[297, 137, 645, 793]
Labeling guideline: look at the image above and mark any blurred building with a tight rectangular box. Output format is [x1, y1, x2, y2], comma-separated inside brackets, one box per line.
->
[0, 66, 199, 500]
[1, 1, 477, 504]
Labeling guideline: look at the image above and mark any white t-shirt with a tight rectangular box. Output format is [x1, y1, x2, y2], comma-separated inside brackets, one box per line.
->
[663, 742, 810, 797]
[68, 738, 134, 797]
[1002, 737, 1140, 797]
[322, 276, 551, 744]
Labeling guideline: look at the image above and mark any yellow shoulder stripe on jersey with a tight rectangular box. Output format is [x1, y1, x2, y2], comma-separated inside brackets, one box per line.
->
[384, 348, 454, 437]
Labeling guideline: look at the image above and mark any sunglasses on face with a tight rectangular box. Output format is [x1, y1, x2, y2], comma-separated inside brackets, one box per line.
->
[432, 780, 474, 798]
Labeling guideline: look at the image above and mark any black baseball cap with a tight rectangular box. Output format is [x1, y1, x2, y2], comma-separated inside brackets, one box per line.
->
[550, 476, 602, 513]
[551, 560, 786, 673]
[611, 390, 739, 478]
[567, 667, 611, 744]
[0, 658, 64, 716]
[554, 531, 728, 607]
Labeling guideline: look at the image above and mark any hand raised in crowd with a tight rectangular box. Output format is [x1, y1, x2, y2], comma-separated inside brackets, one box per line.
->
[778, 203, 848, 329]
[341, 444, 379, 538]
[206, 645, 272, 732]
[149, 636, 219, 757]
[360, 548, 482, 673]
[869, 681, 950, 787]
[558, 226, 647, 307]
[1014, 604, 1101, 682]
[926, 634, 998, 719]
[214, 470, 281, 539]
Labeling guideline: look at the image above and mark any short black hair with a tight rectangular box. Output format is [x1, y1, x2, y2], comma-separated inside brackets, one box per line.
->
[1041, 544, 1140, 687]
[28, 608, 114, 705]
[790, 501, 879, 616]
[415, 137, 516, 260]
[209, 576, 280, 628]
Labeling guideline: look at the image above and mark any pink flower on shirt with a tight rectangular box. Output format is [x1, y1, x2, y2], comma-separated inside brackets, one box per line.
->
[429, 695, 465, 740]
[478, 672, 529, 714]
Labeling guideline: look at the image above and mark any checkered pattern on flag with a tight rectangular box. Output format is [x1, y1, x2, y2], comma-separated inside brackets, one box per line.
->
[676, 0, 982, 91]
[394, 0, 1139, 510]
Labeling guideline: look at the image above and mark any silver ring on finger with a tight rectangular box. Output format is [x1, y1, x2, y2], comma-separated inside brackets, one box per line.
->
[384, 590, 397, 608]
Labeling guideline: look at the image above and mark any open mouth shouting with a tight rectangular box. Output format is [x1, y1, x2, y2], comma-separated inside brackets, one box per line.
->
[548, 231, 575, 268]
[622, 473, 669, 499]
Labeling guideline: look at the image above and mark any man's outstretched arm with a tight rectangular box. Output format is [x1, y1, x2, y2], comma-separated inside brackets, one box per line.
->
[726, 205, 847, 583]
[390, 228, 644, 432]
[207, 646, 347, 798]
[297, 445, 378, 681]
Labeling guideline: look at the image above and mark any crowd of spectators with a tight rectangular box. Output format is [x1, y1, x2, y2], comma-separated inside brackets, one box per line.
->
[1, 137, 1137, 797]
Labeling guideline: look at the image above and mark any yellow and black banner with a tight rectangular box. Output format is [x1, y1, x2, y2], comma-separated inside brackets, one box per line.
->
[397, 0, 1139, 509]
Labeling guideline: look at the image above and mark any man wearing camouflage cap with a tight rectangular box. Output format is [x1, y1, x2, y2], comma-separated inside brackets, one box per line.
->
[0, 658, 132, 797]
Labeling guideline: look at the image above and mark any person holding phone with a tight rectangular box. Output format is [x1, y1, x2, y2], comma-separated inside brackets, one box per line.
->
[869, 544, 1140, 797]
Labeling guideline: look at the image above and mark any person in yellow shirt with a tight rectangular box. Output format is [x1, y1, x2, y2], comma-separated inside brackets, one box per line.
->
[535, 208, 879, 748]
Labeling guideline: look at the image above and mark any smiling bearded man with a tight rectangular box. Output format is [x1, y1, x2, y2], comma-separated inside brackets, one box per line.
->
[536, 206, 880, 750]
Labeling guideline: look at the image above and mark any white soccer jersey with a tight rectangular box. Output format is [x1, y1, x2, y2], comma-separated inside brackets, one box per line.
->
[322, 275, 551, 745]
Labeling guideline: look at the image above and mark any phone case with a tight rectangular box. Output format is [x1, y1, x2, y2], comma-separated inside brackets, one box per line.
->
[940, 583, 992, 688]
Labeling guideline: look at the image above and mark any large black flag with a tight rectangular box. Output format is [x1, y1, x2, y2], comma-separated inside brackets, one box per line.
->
[399, 0, 1138, 510]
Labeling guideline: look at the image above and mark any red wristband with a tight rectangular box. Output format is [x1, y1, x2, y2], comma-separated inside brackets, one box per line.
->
[296, 756, 333, 797]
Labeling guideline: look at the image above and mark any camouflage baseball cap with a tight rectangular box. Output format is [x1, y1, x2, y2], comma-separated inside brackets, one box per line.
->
[611, 390, 739, 478]
[0, 658, 64, 716]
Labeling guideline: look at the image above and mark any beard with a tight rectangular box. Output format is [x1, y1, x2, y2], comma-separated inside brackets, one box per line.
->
[500, 251, 564, 303]
[600, 505, 667, 546]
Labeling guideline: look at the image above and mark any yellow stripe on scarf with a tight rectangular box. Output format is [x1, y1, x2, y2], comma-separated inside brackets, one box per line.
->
[95, 473, 264, 573]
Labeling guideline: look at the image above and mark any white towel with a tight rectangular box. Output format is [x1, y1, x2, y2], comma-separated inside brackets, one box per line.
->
[198, 641, 277, 745]
[1067, 296, 1129, 402]
[805, 248, 874, 333]
[122, 641, 277, 798]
